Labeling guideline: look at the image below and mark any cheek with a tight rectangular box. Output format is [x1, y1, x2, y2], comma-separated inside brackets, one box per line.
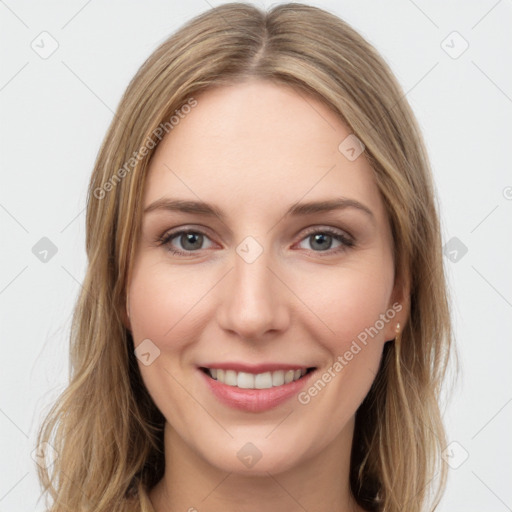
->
[292, 262, 395, 349]
[127, 260, 209, 415]
[295, 265, 395, 420]
[128, 258, 210, 347]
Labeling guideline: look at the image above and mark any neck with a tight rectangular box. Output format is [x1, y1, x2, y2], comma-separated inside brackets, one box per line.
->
[149, 417, 364, 512]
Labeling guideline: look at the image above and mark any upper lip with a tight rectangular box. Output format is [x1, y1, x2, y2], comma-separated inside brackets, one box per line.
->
[199, 362, 315, 374]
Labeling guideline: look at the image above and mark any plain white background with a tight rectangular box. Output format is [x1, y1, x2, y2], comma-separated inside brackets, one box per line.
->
[1, 1, 511, 510]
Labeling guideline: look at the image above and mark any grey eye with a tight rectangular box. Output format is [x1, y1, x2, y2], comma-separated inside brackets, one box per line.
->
[308, 233, 335, 251]
[179, 232, 205, 251]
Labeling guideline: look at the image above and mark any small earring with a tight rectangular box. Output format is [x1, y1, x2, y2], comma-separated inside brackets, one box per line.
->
[395, 322, 400, 335]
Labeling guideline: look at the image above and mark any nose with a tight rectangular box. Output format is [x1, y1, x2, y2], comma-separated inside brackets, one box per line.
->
[216, 244, 290, 341]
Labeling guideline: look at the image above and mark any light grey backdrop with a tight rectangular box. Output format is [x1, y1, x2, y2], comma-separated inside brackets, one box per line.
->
[1, 1, 511, 510]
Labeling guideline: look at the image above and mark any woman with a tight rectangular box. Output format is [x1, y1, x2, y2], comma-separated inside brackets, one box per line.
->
[36, 3, 453, 511]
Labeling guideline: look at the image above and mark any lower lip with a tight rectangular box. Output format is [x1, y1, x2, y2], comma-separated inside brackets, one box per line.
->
[199, 368, 315, 412]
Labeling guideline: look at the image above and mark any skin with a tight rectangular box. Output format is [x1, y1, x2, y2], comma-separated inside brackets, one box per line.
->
[125, 79, 407, 512]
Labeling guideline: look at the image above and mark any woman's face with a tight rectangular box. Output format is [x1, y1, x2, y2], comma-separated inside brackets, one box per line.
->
[127, 79, 403, 475]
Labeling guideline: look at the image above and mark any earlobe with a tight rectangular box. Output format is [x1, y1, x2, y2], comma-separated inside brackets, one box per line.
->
[386, 273, 411, 341]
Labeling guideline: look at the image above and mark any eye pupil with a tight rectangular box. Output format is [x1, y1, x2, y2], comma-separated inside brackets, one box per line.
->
[310, 233, 332, 251]
[181, 232, 203, 250]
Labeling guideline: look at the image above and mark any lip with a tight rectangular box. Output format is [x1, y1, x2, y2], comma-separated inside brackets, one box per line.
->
[198, 365, 316, 413]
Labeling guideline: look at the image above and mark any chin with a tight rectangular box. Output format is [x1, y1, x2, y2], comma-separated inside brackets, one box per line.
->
[183, 429, 310, 476]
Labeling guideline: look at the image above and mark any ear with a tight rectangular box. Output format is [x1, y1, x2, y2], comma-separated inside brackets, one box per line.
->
[383, 271, 411, 341]
[120, 293, 132, 332]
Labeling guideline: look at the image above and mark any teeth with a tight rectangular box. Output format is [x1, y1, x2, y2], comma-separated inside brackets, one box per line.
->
[254, 372, 272, 389]
[272, 370, 284, 386]
[237, 372, 254, 389]
[225, 370, 237, 386]
[207, 368, 309, 389]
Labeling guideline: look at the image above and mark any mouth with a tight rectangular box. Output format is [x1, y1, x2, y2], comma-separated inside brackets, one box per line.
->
[198, 365, 317, 412]
[200, 367, 316, 389]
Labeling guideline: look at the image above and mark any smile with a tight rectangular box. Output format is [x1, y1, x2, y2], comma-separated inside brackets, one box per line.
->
[199, 365, 317, 412]
[201, 367, 314, 389]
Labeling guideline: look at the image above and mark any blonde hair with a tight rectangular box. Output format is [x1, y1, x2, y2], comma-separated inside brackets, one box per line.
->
[36, 3, 453, 511]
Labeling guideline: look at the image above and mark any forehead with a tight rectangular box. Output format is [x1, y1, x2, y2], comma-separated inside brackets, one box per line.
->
[144, 79, 386, 224]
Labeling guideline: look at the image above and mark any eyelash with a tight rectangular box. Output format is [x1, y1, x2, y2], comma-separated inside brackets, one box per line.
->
[156, 226, 355, 257]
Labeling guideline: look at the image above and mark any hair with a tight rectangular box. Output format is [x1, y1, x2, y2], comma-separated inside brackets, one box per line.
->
[36, 3, 454, 511]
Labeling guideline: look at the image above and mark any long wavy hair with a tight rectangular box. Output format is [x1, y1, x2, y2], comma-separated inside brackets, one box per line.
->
[36, 3, 454, 511]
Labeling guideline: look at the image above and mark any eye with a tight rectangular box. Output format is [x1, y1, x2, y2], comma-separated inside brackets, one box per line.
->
[157, 226, 355, 257]
[158, 229, 214, 256]
[296, 227, 354, 255]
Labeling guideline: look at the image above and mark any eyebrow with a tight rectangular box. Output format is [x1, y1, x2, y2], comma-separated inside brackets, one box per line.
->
[144, 197, 374, 220]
